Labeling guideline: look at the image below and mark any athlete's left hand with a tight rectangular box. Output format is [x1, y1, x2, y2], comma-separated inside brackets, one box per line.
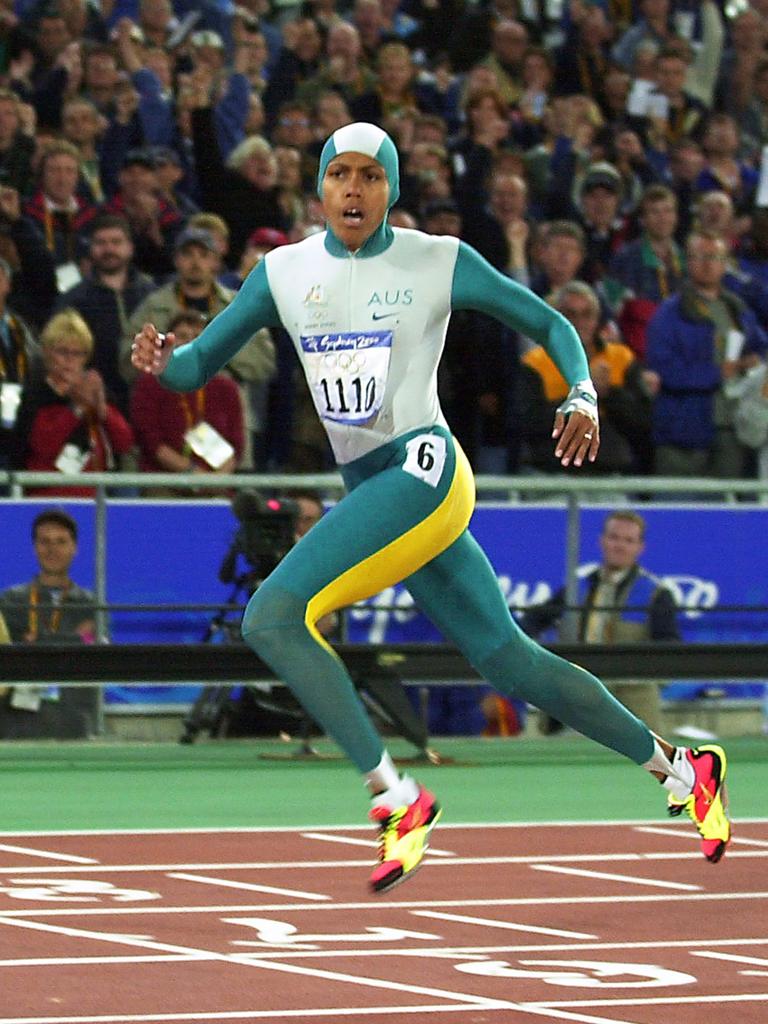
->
[552, 410, 600, 468]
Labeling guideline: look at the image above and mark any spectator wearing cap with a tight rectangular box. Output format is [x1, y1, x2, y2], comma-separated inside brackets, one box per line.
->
[55, 213, 154, 415]
[575, 162, 630, 285]
[12, 308, 133, 496]
[23, 140, 100, 293]
[0, 255, 40, 472]
[152, 146, 199, 218]
[130, 309, 245, 484]
[186, 212, 232, 283]
[121, 226, 276, 468]
[104, 148, 183, 280]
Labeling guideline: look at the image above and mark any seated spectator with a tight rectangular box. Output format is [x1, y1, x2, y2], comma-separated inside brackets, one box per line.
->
[151, 146, 199, 218]
[0, 508, 99, 735]
[23, 140, 100, 293]
[521, 281, 655, 474]
[13, 308, 134, 496]
[606, 183, 684, 358]
[646, 229, 768, 480]
[130, 310, 244, 488]
[122, 226, 276, 468]
[0, 256, 39, 471]
[55, 213, 154, 415]
[520, 508, 680, 736]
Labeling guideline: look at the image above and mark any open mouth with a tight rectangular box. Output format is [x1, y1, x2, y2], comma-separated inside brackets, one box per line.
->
[342, 207, 364, 224]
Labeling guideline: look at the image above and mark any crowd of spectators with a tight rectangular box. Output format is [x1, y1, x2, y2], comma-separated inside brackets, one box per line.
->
[2, 0, 768, 493]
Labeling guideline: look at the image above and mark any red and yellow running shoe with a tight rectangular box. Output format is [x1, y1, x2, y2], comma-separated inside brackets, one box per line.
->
[369, 785, 441, 893]
[668, 744, 731, 863]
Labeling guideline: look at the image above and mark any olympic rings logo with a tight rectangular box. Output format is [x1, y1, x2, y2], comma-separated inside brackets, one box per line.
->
[322, 351, 367, 373]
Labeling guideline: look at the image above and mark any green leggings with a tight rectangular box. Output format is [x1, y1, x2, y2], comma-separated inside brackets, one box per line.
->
[241, 428, 654, 773]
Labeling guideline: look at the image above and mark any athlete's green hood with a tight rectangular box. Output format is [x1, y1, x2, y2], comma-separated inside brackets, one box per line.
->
[316, 122, 400, 207]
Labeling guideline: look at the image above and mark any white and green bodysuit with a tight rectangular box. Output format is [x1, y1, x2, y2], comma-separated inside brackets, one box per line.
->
[161, 217, 654, 772]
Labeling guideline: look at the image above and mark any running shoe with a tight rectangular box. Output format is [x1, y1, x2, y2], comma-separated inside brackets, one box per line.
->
[667, 744, 731, 863]
[369, 785, 441, 893]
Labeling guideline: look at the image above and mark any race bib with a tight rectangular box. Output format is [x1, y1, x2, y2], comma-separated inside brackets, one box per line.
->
[301, 331, 393, 425]
[184, 420, 234, 469]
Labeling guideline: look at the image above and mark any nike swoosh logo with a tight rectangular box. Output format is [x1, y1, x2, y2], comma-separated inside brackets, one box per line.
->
[371, 312, 399, 320]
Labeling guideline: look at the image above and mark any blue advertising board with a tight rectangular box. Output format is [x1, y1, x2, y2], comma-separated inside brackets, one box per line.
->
[1, 500, 766, 704]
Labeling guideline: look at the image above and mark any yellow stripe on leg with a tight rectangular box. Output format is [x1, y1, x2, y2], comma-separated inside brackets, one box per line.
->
[305, 441, 475, 652]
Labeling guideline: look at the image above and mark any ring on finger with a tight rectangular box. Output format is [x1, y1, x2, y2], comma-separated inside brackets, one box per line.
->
[584, 432, 593, 440]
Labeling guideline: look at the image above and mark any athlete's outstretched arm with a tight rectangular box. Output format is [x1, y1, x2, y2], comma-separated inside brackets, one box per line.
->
[131, 262, 282, 392]
[450, 241, 599, 465]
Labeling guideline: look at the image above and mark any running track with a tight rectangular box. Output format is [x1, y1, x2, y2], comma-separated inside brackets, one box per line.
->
[0, 820, 766, 1024]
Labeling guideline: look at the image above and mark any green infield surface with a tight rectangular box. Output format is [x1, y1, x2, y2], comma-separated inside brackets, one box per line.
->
[1, 735, 764, 832]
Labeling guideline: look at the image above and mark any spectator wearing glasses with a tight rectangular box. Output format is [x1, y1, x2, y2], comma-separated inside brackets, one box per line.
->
[12, 308, 133, 496]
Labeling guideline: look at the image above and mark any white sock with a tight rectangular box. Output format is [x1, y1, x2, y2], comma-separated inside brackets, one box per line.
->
[369, 768, 420, 809]
[365, 751, 399, 795]
[643, 739, 695, 799]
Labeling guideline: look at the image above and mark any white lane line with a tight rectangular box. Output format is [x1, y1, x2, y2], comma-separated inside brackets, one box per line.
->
[300, 832, 456, 857]
[0, 1009, 521, 1024]
[635, 826, 768, 850]
[0, 955, 205, 966]
[0, 845, 98, 865]
[0, 916, 517, 1014]
[526, 993, 768, 1009]
[2, 888, 765, 917]
[1, 849, 767, 875]
[530, 864, 701, 892]
[2, 817, 764, 837]
[167, 873, 330, 902]
[692, 950, 768, 968]
[410, 911, 596, 940]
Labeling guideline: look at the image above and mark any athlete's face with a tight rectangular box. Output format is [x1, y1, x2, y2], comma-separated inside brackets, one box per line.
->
[321, 151, 390, 250]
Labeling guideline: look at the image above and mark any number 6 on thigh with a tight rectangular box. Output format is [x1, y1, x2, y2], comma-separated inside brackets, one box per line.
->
[402, 434, 447, 487]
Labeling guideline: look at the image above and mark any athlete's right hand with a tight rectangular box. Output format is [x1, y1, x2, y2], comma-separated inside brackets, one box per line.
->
[131, 322, 175, 376]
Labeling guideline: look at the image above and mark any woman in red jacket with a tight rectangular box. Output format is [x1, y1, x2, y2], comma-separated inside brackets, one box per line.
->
[15, 308, 134, 496]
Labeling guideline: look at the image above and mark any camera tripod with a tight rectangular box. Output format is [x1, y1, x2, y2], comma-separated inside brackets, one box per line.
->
[179, 580, 432, 758]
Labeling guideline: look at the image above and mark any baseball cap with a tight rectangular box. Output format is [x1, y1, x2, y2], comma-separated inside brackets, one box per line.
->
[174, 226, 217, 253]
[247, 227, 290, 249]
[122, 147, 156, 170]
[580, 162, 622, 195]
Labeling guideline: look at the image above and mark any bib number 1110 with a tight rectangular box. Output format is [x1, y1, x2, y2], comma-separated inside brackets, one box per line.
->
[320, 376, 376, 417]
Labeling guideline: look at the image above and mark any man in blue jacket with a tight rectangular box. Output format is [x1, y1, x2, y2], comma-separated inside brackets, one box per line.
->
[646, 228, 768, 479]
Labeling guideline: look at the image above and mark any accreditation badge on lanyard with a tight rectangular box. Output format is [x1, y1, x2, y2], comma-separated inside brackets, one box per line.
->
[300, 330, 393, 425]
